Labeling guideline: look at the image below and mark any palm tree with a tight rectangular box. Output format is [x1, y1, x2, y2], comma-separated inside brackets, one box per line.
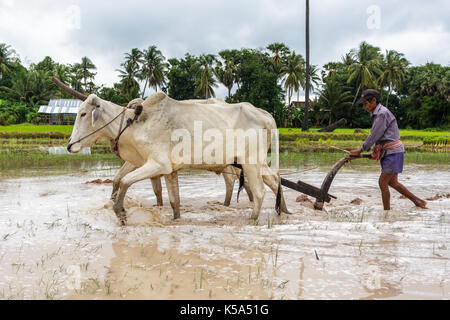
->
[195, 54, 217, 99]
[346, 41, 383, 126]
[302, 0, 310, 131]
[319, 78, 353, 125]
[283, 51, 304, 106]
[0, 43, 15, 79]
[341, 52, 356, 67]
[124, 48, 143, 71]
[116, 49, 143, 96]
[1, 69, 55, 105]
[215, 57, 236, 99]
[378, 50, 409, 107]
[305, 64, 320, 95]
[52, 64, 72, 98]
[75, 57, 97, 93]
[117, 60, 140, 95]
[140, 45, 167, 97]
[266, 42, 290, 79]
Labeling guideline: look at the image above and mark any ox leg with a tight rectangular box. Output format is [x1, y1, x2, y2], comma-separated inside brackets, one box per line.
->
[113, 162, 169, 225]
[223, 167, 236, 207]
[151, 177, 164, 206]
[111, 162, 137, 201]
[242, 164, 265, 220]
[262, 173, 291, 215]
[244, 183, 254, 202]
[164, 171, 180, 220]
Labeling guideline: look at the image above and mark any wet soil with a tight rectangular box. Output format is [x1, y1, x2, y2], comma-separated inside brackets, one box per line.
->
[0, 164, 449, 300]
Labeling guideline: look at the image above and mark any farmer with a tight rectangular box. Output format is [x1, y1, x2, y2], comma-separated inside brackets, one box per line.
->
[349, 89, 427, 210]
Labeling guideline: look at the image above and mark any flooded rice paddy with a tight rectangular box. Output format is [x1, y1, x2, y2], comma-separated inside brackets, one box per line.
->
[0, 157, 449, 300]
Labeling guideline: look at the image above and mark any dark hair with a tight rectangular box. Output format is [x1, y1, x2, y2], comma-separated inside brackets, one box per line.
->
[370, 96, 380, 104]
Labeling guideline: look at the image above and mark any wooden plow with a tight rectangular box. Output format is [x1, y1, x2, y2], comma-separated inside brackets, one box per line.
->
[280, 154, 372, 210]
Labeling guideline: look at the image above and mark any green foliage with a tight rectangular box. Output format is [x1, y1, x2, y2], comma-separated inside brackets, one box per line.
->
[423, 137, 449, 146]
[0, 99, 30, 125]
[0, 41, 448, 131]
[232, 49, 285, 124]
[167, 54, 201, 100]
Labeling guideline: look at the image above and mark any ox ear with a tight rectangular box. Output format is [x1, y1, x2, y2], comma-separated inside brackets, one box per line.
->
[92, 105, 101, 126]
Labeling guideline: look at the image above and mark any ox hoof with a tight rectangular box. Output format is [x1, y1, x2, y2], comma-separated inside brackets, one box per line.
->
[250, 213, 259, 220]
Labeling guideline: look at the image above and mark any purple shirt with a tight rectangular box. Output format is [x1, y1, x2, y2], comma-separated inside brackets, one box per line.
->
[361, 103, 404, 156]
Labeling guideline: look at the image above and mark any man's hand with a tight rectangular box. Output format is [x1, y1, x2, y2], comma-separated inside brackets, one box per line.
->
[349, 149, 362, 157]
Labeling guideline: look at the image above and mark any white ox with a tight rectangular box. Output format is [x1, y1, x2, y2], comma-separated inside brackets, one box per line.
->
[68, 92, 288, 224]
[110, 98, 256, 207]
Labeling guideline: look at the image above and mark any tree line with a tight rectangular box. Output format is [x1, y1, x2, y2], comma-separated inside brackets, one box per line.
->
[0, 41, 448, 129]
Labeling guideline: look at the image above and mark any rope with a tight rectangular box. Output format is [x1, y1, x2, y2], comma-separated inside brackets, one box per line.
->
[69, 108, 127, 147]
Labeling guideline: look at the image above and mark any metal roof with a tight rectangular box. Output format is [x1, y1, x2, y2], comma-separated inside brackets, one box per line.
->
[38, 99, 83, 114]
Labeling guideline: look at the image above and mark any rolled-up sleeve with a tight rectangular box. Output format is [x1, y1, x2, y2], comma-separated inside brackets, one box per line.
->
[361, 113, 389, 151]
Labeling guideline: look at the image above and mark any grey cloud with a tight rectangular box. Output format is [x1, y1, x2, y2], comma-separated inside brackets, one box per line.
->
[1, 0, 448, 93]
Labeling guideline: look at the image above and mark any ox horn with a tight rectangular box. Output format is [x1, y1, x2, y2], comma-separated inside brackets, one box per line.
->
[51, 76, 88, 101]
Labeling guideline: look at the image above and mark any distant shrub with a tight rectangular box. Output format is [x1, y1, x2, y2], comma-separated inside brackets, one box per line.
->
[423, 137, 449, 146]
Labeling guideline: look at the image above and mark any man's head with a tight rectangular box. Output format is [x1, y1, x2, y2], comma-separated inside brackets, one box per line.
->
[357, 89, 380, 113]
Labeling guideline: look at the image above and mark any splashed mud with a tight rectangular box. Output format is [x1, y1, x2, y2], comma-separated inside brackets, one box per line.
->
[0, 164, 449, 300]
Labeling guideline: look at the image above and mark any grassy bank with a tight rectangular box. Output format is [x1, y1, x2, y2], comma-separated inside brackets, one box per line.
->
[0, 124, 448, 174]
[2, 124, 449, 139]
[0, 123, 74, 134]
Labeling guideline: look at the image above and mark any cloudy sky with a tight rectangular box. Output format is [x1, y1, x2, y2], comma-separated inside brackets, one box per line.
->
[0, 0, 448, 98]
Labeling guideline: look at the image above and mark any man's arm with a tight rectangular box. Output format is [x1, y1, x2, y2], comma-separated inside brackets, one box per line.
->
[349, 113, 389, 156]
[361, 113, 389, 151]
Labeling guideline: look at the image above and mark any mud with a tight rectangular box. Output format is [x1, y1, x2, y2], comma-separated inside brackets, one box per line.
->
[0, 164, 449, 300]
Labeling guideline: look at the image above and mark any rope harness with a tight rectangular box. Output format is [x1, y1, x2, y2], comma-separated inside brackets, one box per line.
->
[68, 105, 143, 158]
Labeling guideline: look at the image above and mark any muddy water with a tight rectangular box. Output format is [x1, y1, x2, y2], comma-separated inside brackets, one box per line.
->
[0, 163, 449, 300]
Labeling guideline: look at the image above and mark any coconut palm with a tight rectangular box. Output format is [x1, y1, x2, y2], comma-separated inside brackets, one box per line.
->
[1, 69, 55, 105]
[0, 43, 15, 79]
[140, 45, 167, 97]
[124, 48, 143, 71]
[378, 50, 409, 107]
[266, 42, 290, 79]
[306, 64, 321, 95]
[341, 52, 356, 67]
[116, 60, 140, 95]
[283, 51, 304, 105]
[195, 54, 217, 99]
[319, 78, 353, 125]
[74, 57, 97, 93]
[302, 0, 310, 131]
[215, 56, 236, 99]
[346, 41, 383, 125]
[117, 49, 143, 96]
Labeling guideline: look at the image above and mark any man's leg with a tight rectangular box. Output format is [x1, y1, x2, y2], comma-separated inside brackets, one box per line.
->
[379, 173, 395, 210]
[388, 174, 427, 208]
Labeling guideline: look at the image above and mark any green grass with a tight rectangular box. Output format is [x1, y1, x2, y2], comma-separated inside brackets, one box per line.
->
[279, 128, 450, 139]
[0, 123, 74, 134]
[1, 124, 449, 140]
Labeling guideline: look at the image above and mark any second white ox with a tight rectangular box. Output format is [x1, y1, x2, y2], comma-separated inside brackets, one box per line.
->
[68, 92, 288, 224]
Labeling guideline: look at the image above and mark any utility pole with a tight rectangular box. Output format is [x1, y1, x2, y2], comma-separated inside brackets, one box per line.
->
[302, 0, 310, 131]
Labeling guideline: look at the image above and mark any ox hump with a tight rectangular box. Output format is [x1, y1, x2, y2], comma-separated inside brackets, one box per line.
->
[143, 92, 167, 107]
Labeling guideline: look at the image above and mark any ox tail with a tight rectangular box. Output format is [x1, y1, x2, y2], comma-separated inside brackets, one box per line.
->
[237, 166, 245, 203]
[275, 180, 281, 215]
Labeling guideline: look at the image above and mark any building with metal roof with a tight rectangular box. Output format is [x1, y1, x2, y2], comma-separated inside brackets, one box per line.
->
[38, 99, 83, 124]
